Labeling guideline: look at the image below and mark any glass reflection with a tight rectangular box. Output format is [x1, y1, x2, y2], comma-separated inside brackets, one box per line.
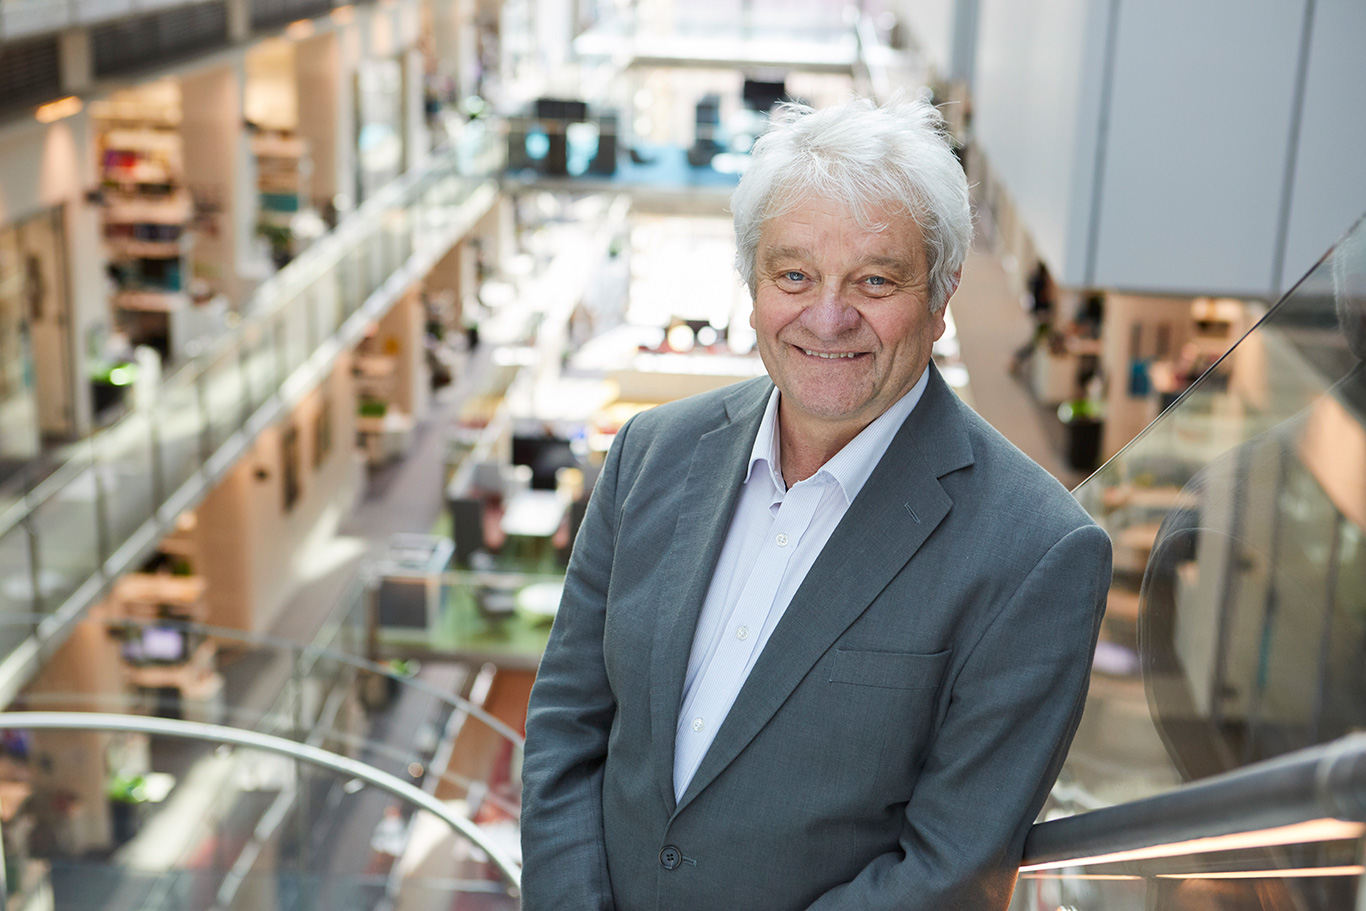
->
[1034, 214, 1366, 908]
[1134, 217, 1366, 781]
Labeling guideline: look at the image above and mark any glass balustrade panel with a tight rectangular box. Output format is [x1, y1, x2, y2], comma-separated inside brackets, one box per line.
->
[28, 460, 102, 612]
[7, 613, 523, 813]
[308, 274, 343, 348]
[154, 372, 206, 496]
[240, 319, 277, 412]
[0, 521, 36, 652]
[336, 247, 364, 317]
[0, 730, 516, 911]
[95, 408, 157, 548]
[200, 349, 247, 455]
[276, 292, 311, 380]
[0, 473, 23, 521]
[27, 865, 518, 911]
[1054, 213, 1366, 818]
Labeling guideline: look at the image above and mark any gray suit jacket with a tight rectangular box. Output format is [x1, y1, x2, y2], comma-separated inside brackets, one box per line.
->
[521, 365, 1112, 911]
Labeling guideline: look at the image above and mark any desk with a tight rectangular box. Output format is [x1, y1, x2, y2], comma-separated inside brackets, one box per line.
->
[515, 581, 564, 622]
[113, 574, 207, 622]
[124, 640, 224, 723]
[357, 411, 414, 464]
[500, 491, 566, 539]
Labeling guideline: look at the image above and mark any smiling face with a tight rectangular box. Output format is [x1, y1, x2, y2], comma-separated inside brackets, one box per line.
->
[750, 193, 948, 452]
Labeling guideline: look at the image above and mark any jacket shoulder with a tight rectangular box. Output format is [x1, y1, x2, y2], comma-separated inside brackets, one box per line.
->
[951, 394, 1098, 535]
[621, 376, 769, 445]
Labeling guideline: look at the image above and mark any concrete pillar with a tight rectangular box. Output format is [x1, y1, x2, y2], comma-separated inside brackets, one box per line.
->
[375, 286, 430, 420]
[180, 63, 254, 305]
[294, 31, 342, 215]
[225, 0, 251, 43]
[57, 28, 93, 94]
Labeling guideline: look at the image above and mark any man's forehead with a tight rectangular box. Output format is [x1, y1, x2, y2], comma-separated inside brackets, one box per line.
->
[762, 193, 919, 239]
[757, 220, 923, 273]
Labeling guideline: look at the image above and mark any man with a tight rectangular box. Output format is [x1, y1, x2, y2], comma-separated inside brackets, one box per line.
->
[520, 96, 1113, 910]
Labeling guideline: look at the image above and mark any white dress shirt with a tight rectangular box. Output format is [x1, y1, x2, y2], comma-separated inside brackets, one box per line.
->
[672, 368, 931, 800]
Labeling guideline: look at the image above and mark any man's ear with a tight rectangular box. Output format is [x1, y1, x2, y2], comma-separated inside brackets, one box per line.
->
[944, 268, 963, 302]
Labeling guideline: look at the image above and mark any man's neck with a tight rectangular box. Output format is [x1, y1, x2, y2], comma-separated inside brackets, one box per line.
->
[777, 418, 862, 487]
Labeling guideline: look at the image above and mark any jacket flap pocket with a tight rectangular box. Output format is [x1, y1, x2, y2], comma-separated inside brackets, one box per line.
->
[828, 648, 951, 690]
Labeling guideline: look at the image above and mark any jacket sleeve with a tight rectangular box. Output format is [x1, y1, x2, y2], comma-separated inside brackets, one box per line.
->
[518, 417, 634, 911]
[806, 522, 1113, 911]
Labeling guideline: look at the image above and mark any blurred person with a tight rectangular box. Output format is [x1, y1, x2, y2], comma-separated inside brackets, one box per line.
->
[1010, 260, 1054, 376]
[521, 95, 1112, 911]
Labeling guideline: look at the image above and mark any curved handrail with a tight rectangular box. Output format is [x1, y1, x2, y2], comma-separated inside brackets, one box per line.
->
[10, 690, 520, 817]
[0, 711, 522, 891]
[1021, 732, 1366, 870]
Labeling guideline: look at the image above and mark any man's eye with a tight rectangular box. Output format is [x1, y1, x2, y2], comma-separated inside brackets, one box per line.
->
[784, 271, 806, 282]
[866, 275, 887, 286]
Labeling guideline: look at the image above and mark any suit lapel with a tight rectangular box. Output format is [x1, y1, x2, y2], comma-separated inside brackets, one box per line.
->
[648, 379, 772, 813]
[674, 365, 975, 812]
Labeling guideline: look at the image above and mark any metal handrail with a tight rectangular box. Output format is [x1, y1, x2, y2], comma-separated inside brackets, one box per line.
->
[1022, 732, 1366, 870]
[0, 711, 522, 891]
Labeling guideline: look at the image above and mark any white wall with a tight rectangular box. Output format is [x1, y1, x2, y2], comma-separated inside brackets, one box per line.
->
[972, 0, 1110, 286]
[295, 31, 342, 212]
[974, 0, 1364, 300]
[1280, 0, 1366, 294]
[1091, 0, 1305, 298]
[899, 0, 979, 85]
[898, 0, 956, 77]
[195, 359, 361, 633]
[181, 63, 255, 305]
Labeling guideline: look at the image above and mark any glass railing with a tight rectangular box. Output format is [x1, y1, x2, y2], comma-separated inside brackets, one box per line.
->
[1011, 213, 1366, 905]
[1, 606, 524, 812]
[0, 135, 504, 694]
[16, 867, 515, 911]
[0, 578, 525, 907]
[0, 712, 520, 909]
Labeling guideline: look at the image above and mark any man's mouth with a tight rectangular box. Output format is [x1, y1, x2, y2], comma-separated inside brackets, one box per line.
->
[801, 348, 861, 359]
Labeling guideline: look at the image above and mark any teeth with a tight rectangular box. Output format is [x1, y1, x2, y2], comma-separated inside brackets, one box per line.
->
[803, 349, 858, 359]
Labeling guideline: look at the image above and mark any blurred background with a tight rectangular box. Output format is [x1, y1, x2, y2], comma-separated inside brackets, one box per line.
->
[0, 0, 1364, 908]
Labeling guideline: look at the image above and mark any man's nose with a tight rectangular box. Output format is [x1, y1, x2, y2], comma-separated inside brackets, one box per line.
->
[802, 283, 862, 338]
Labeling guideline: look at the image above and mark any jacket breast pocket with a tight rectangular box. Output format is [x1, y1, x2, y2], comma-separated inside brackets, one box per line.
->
[827, 647, 951, 691]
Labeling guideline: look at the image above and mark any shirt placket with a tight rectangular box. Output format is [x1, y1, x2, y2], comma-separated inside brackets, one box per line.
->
[673, 478, 828, 793]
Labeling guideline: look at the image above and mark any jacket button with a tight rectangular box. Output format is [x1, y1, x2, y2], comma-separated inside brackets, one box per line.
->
[659, 845, 682, 870]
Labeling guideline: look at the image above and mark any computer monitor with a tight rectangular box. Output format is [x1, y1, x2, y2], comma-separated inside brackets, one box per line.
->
[511, 435, 580, 490]
[742, 78, 787, 112]
[123, 626, 188, 665]
[534, 98, 588, 121]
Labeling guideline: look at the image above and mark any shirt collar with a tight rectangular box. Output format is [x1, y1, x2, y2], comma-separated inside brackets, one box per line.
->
[745, 365, 932, 501]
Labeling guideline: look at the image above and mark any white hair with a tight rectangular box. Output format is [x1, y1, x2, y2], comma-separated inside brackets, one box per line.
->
[731, 94, 972, 312]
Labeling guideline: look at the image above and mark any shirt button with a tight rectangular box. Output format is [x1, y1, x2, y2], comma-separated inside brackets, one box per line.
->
[691, 717, 704, 732]
[736, 626, 749, 640]
[775, 533, 789, 547]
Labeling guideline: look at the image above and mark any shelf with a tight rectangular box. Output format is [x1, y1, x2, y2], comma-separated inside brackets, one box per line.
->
[103, 192, 194, 226]
[114, 289, 192, 312]
[251, 134, 308, 159]
[106, 237, 192, 260]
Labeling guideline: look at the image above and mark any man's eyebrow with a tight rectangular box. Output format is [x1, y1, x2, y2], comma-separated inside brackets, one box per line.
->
[759, 245, 812, 267]
[861, 255, 918, 274]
